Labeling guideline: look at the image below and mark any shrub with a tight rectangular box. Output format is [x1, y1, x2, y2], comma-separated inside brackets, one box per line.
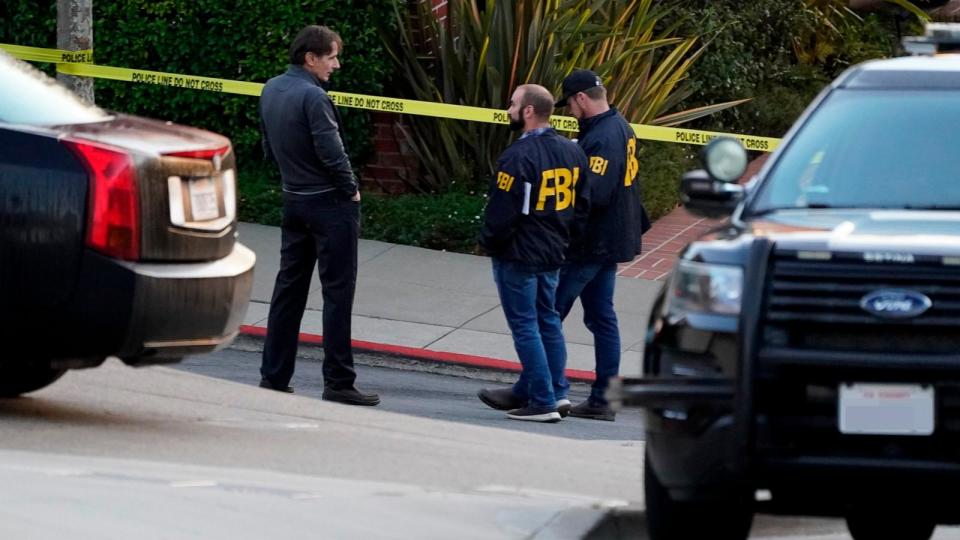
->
[237, 164, 283, 226]
[668, 0, 908, 138]
[639, 142, 698, 221]
[233, 163, 484, 253]
[235, 164, 485, 253]
[361, 191, 486, 253]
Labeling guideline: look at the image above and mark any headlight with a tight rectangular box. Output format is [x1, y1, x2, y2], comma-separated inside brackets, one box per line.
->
[667, 260, 743, 316]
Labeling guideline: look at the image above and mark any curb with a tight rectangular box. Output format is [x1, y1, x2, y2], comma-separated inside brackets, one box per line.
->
[239, 325, 597, 383]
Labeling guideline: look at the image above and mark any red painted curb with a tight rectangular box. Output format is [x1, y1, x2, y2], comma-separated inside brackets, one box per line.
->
[239, 325, 597, 382]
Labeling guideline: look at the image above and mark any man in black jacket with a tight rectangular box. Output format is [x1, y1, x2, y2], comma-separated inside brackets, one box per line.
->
[552, 70, 650, 421]
[476, 84, 590, 423]
[258, 25, 378, 406]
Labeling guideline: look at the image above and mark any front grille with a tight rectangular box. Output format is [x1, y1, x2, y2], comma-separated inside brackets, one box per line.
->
[765, 255, 960, 326]
[761, 252, 960, 354]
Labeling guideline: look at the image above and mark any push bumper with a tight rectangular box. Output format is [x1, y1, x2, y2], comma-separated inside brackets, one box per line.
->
[607, 376, 735, 410]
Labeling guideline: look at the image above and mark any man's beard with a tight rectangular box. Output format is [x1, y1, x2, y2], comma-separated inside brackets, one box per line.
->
[508, 114, 524, 132]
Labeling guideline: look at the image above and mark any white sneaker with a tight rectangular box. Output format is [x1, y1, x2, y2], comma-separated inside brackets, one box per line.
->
[506, 406, 562, 423]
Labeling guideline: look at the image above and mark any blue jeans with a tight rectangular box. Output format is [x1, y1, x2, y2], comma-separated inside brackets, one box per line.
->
[555, 262, 620, 406]
[492, 259, 568, 409]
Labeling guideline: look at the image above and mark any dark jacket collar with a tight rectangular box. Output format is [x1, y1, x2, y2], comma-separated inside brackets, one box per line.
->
[519, 126, 555, 140]
[577, 106, 618, 136]
[286, 64, 321, 86]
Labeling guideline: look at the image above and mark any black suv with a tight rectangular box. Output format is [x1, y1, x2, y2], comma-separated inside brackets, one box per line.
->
[613, 24, 960, 540]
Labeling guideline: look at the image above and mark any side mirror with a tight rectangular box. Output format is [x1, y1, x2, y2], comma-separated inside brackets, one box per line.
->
[679, 137, 748, 219]
[680, 171, 744, 219]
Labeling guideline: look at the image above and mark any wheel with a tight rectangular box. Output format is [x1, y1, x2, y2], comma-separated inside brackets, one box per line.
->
[644, 449, 754, 540]
[846, 510, 935, 540]
[0, 364, 66, 397]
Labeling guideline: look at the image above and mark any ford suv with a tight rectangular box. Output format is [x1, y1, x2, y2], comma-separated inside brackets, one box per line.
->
[612, 24, 960, 540]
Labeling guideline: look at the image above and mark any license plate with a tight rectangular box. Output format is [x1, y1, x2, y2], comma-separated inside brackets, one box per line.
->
[188, 177, 220, 221]
[839, 383, 934, 436]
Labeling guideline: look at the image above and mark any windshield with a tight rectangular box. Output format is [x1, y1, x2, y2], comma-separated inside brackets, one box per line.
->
[750, 89, 960, 213]
[0, 51, 110, 126]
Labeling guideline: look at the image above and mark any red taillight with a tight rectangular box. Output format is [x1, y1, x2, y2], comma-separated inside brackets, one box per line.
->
[164, 146, 230, 160]
[64, 139, 139, 261]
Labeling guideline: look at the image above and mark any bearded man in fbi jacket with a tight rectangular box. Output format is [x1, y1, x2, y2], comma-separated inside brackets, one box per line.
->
[476, 84, 590, 423]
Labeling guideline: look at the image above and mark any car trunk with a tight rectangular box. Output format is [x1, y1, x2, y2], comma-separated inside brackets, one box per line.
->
[63, 115, 237, 262]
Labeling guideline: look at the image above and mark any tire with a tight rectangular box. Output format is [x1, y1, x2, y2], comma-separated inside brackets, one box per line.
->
[644, 449, 754, 540]
[846, 510, 935, 540]
[0, 364, 66, 397]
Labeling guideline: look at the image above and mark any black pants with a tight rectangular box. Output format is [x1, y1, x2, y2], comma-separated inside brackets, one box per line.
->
[260, 192, 359, 390]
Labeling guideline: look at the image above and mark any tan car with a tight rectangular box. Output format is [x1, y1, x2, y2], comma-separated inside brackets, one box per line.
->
[0, 51, 254, 396]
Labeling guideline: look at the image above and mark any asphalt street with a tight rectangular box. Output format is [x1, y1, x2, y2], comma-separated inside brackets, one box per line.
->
[176, 348, 960, 540]
[175, 347, 645, 441]
[2, 359, 960, 538]
[177, 349, 960, 540]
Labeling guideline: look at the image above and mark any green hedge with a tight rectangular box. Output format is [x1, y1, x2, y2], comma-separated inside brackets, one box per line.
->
[0, 2, 55, 67]
[631, 0, 908, 226]
[669, 0, 902, 138]
[1, 0, 398, 171]
[639, 142, 697, 221]
[236, 161, 485, 253]
[362, 192, 486, 254]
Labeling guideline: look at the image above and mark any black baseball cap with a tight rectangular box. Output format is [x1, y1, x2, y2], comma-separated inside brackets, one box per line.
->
[555, 69, 603, 107]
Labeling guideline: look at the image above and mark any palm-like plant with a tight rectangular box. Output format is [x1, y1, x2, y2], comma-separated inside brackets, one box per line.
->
[384, 0, 742, 192]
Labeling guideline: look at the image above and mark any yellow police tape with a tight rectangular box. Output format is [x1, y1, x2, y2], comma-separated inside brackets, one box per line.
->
[0, 43, 92, 64]
[57, 62, 263, 96]
[5, 43, 781, 152]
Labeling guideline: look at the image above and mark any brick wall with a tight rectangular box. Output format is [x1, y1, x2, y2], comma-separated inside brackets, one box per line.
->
[360, 0, 449, 193]
[361, 113, 416, 194]
[430, 0, 449, 20]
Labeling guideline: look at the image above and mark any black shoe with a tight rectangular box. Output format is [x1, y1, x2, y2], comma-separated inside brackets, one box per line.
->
[506, 406, 562, 423]
[322, 386, 380, 406]
[259, 378, 294, 394]
[478, 387, 526, 411]
[569, 400, 616, 421]
[557, 399, 571, 418]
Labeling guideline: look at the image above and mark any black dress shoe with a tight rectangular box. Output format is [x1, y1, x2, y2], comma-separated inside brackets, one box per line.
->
[477, 387, 526, 411]
[259, 378, 294, 394]
[322, 386, 380, 406]
[569, 400, 616, 421]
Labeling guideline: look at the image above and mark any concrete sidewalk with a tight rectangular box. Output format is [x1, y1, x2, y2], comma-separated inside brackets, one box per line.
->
[236, 222, 664, 380]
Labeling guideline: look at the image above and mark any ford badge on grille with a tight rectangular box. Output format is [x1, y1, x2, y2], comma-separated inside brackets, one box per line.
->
[860, 289, 932, 319]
